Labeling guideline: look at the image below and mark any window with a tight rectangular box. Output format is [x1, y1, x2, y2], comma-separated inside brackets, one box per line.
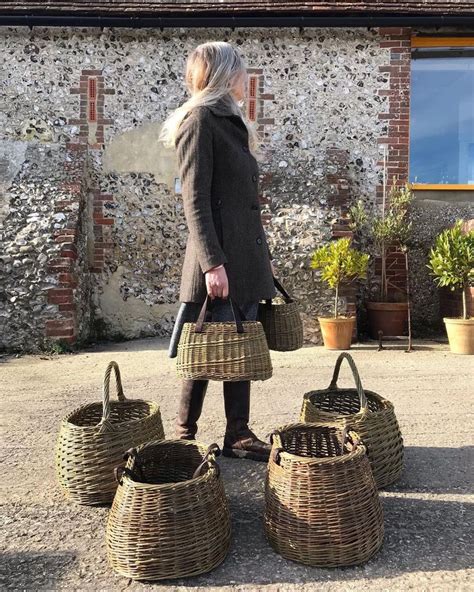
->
[410, 37, 474, 189]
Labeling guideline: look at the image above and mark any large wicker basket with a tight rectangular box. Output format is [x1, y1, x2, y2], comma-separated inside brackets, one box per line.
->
[56, 361, 164, 505]
[264, 423, 384, 567]
[300, 353, 404, 489]
[177, 296, 272, 381]
[106, 440, 231, 581]
[258, 278, 304, 351]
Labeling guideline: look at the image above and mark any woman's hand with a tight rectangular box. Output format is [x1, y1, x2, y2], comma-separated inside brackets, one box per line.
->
[205, 265, 229, 299]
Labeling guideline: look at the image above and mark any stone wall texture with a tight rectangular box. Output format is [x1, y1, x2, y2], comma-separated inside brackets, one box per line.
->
[1, 25, 473, 351]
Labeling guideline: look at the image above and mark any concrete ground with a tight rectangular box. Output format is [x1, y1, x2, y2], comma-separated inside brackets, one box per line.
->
[1, 338, 473, 592]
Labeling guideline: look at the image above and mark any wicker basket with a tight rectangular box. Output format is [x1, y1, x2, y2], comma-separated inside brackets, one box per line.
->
[177, 296, 272, 381]
[106, 440, 231, 581]
[264, 423, 384, 567]
[300, 353, 404, 488]
[56, 361, 164, 505]
[258, 278, 304, 351]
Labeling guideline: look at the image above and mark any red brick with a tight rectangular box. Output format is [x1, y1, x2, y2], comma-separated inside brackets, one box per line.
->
[58, 304, 76, 312]
[93, 217, 114, 225]
[46, 319, 75, 330]
[45, 327, 75, 338]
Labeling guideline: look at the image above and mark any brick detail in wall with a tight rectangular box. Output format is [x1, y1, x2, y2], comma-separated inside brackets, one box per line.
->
[246, 68, 275, 137]
[70, 69, 116, 274]
[45, 144, 88, 344]
[69, 69, 115, 149]
[90, 189, 115, 273]
[325, 147, 356, 320]
[376, 27, 411, 198]
[246, 69, 275, 227]
[375, 27, 413, 298]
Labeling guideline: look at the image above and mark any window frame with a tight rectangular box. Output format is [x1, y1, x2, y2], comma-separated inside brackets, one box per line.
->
[409, 35, 474, 191]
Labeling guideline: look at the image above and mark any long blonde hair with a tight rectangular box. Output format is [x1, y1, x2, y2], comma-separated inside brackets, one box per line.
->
[159, 41, 259, 153]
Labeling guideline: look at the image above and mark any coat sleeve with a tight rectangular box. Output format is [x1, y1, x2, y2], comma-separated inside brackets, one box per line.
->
[176, 109, 228, 274]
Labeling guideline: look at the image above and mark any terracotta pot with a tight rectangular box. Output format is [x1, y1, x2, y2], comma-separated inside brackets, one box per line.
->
[318, 317, 356, 350]
[444, 318, 474, 355]
[366, 302, 408, 339]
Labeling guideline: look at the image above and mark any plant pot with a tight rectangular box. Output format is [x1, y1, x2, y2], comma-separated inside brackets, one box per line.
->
[444, 318, 474, 354]
[318, 317, 356, 350]
[366, 302, 408, 339]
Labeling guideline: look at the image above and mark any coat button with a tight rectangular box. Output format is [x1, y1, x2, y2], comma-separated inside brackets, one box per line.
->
[256, 237, 262, 245]
[242, 145, 249, 152]
[251, 204, 259, 210]
[216, 199, 222, 206]
[252, 174, 258, 182]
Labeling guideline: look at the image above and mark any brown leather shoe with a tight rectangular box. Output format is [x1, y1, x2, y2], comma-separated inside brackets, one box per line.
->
[223, 429, 271, 462]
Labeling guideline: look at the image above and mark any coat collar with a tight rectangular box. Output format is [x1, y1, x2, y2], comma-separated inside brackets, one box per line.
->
[207, 96, 242, 118]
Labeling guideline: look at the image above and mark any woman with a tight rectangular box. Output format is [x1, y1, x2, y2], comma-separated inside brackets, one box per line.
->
[161, 41, 275, 462]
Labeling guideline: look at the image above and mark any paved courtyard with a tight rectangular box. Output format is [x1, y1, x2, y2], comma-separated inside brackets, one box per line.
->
[1, 338, 473, 591]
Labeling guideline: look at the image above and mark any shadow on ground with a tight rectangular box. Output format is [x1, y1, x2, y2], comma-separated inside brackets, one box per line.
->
[165, 446, 473, 587]
[394, 445, 473, 494]
[2, 552, 76, 590]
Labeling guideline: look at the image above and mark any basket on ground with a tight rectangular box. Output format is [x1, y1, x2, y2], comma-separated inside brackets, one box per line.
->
[56, 361, 164, 505]
[300, 352, 403, 488]
[258, 277, 304, 351]
[106, 440, 231, 581]
[264, 423, 384, 567]
[177, 296, 272, 381]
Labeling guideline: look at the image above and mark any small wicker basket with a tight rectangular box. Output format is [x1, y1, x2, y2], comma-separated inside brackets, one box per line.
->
[106, 440, 231, 581]
[177, 296, 272, 381]
[56, 361, 164, 505]
[264, 423, 384, 567]
[300, 353, 404, 489]
[258, 278, 304, 351]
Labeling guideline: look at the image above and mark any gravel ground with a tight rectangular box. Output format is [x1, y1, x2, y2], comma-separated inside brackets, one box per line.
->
[1, 338, 473, 592]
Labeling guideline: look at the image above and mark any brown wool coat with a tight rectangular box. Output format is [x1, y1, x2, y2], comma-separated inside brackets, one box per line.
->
[175, 98, 276, 305]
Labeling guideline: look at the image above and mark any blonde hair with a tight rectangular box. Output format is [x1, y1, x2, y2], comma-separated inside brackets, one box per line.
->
[159, 41, 259, 153]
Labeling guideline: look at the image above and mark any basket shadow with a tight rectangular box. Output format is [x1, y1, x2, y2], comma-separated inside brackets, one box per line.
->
[168, 454, 472, 587]
[391, 446, 473, 495]
[1, 552, 76, 591]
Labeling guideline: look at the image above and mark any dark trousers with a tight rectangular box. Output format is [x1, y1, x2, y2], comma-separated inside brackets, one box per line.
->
[174, 299, 258, 440]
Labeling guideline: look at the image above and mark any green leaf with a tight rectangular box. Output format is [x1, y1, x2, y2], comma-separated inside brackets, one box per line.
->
[310, 238, 370, 290]
[428, 221, 474, 291]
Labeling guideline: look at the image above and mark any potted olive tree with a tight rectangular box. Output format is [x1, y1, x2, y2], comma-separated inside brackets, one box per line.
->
[428, 221, 474, 354]
[311, 237, 369, 350]
[350, 181, 413, 339]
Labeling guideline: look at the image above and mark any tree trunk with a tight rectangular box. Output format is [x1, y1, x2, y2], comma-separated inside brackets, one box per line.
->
[462, 283, 468, 320]
[334, 284, 339, 319]
[380, 243, 386, 302]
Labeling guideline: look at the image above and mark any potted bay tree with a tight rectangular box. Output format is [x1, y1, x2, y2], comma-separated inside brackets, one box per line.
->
[311, 237, 369, 350]
[428, 221, 474, 354]
[350, 181, 413, 339]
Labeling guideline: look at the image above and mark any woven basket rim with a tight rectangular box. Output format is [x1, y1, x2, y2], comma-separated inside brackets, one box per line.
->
[122, 439, 220, 490]
[62, 399, 161, 431]
[303, 388, 394, 414]
[271, 423, 366, 465]
[183, 320, 264, 329]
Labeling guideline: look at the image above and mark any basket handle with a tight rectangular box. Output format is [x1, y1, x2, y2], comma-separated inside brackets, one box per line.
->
[195, 296, 245, 334]
[274, 277, 294, 303]
[264, 277, 294, 308]
[328, 353, 368, 411]
[341, 425, 361, 452]
[192, 443, 221, 479]
[270, 447, 283, 465]
[98, 361, 127, 431]
[114, 465, 143, 484]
